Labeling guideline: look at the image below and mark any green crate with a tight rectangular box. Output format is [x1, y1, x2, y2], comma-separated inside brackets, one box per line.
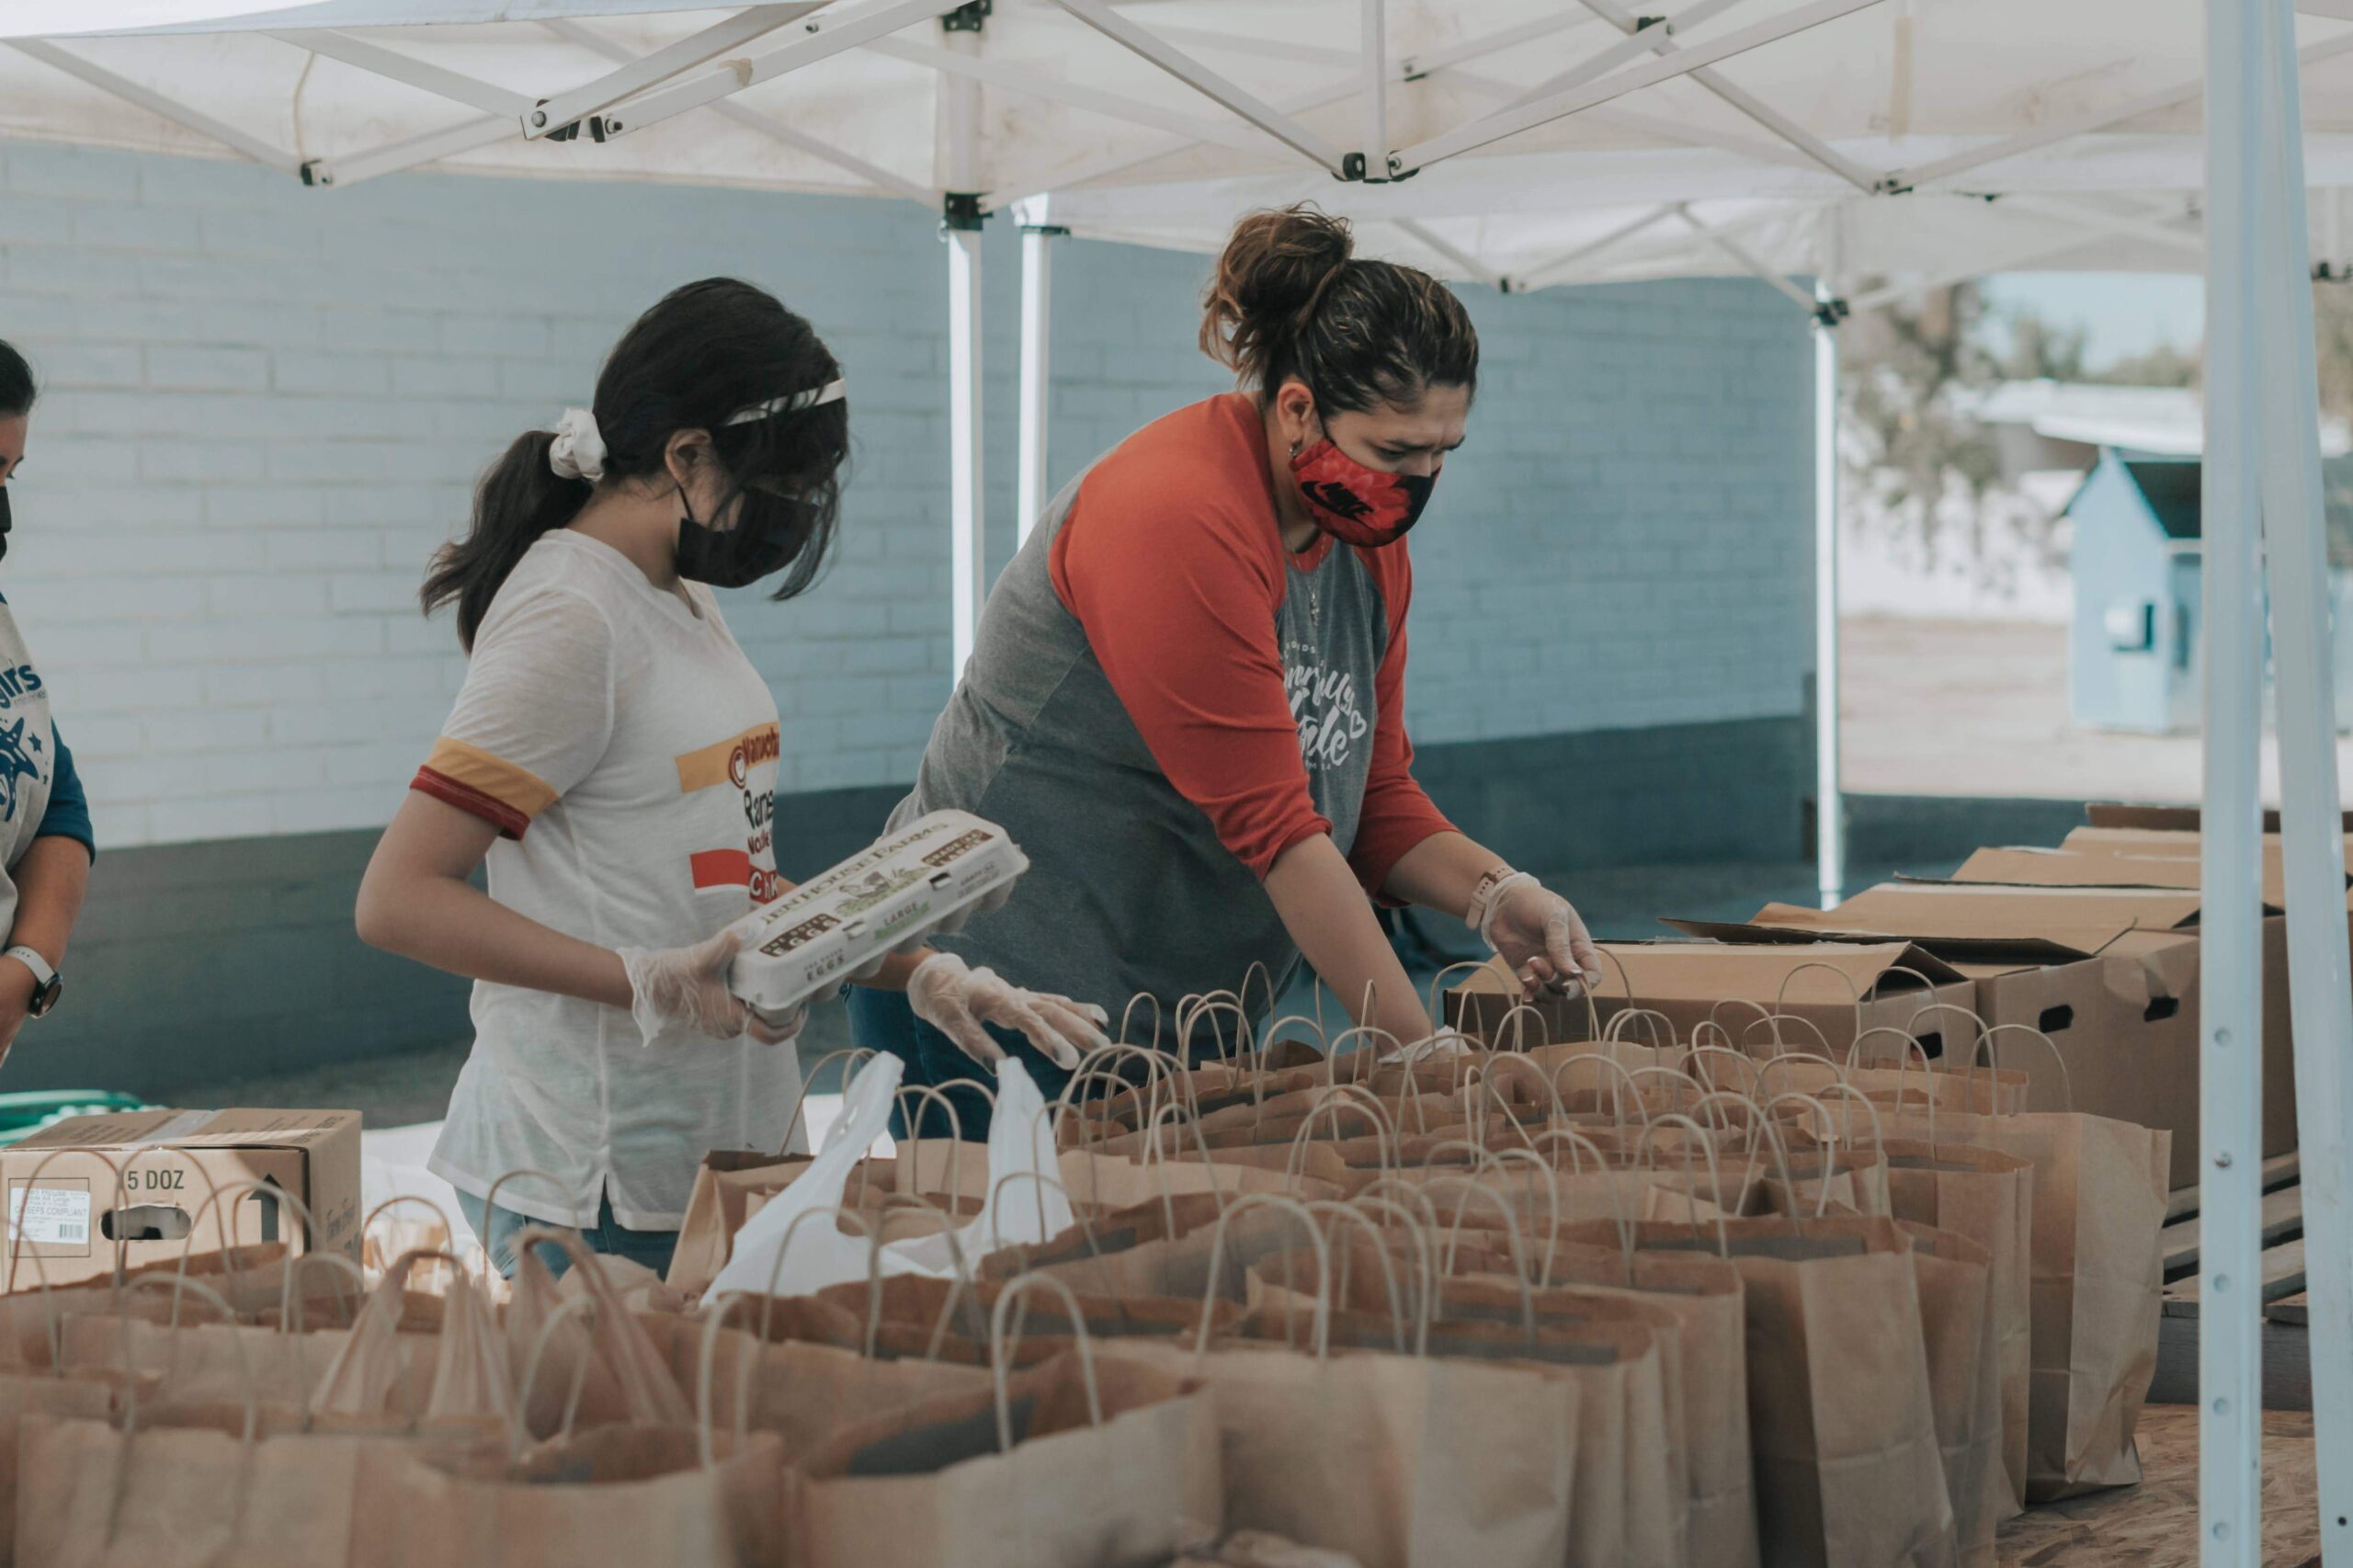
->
[0, 1091, 152, 1147]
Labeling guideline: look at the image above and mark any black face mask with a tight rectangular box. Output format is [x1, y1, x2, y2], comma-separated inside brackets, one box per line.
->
[0, 486, 13, 564]
[675, 485, 804, 589]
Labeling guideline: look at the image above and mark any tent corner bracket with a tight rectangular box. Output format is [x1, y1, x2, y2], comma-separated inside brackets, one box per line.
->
[943, 1, 991, 33]
[1339, 152, 1408, 182]
[942, 192, 989, 233]
[1812, 296, 1850, 328]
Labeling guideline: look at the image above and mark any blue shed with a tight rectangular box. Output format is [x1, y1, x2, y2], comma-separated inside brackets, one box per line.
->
[2067, 448, 2353, 733]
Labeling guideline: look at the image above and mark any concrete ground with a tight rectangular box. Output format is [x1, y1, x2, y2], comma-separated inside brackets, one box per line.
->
[1842, 615, 2353, 803]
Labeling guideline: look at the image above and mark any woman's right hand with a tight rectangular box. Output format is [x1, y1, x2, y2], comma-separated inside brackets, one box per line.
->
[619, 929, 802, 1047]
[906, 951, 1111, 1072]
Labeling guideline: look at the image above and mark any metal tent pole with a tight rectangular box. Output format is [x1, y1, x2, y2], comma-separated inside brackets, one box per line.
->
[1813, 280, 1845, 907]
[1017, 216, 1063, 549]
[2248, 0, 2353, 1555]
[942, 6, 987, 672]
[2199, 0, 2267, 1557]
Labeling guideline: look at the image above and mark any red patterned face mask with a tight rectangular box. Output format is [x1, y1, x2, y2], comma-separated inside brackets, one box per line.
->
[1289, 437, 1434, 548]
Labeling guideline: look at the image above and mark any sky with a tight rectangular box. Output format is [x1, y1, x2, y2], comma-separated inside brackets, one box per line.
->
[1977, 272, 2204, 370]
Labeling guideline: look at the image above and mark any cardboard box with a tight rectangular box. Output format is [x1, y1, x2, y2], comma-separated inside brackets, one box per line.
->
[2055, 826, 2353, 903]
[1947, 845, 2351, 908]
[0, 1108, 361, 1289]
[1672, 882, 2302, 1187]
[2086, 802, 2353, 833]
[1446, 939, 1979, 1059]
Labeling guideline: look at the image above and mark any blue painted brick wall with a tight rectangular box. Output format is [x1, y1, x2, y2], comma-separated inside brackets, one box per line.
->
[0, 138, 1813, 850]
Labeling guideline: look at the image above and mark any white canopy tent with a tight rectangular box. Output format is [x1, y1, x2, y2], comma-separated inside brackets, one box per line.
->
[1, 2, 2347, 1554]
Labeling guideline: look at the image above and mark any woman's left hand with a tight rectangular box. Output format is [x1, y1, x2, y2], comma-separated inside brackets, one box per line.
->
[1483, 881, 1602, 1000]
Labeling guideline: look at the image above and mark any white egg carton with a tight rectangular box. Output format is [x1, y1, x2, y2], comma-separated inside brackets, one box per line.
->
[725, 809, 1028, 1021]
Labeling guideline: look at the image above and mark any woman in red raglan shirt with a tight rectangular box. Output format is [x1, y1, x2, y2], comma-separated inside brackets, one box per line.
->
[853, 206, 1603, 1131]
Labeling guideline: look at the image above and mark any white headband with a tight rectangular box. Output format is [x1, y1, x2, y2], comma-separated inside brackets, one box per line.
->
[724, 378, 847, 425]
[547, 380, 845, 483]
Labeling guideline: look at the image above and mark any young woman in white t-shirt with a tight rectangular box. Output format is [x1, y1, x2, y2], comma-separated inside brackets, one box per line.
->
[356, 280, 1107, 1277]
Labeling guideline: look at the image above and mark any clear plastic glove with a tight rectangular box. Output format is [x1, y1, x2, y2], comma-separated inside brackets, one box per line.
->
[1483, 880, 1603, 1001]
[617, 928, 803, 1047]
[906, 951, 1111, 1072]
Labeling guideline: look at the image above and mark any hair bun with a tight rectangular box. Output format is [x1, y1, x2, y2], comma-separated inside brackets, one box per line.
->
[1199, 204, 1354, 374]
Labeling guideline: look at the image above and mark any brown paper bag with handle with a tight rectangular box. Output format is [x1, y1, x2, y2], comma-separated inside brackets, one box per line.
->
[1438, 1226, 1757, 1568]
[1246, 1239, 1685, 1568]
[1857, 1021, 2168, 1501]
[1092, 1192, 1578, 1568]
[1898, 1223, 2001, 1568]
[641, 1304, 987, 1463]
[789, 1272, 1222, 1568]
[350, 1424, 784, 1568]
[1877, 1138, 2034, 1518]
[1618, 1204, 1956, 1568]
[0, 1372, 119, 1567]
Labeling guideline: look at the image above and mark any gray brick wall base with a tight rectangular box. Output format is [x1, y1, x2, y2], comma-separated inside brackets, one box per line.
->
[22, 715, 1802, 1098]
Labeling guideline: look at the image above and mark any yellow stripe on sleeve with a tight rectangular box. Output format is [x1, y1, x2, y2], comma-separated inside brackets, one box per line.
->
[422, 737, 560, 822]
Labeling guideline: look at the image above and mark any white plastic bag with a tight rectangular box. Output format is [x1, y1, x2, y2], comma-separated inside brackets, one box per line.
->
[708, 1054, 1072, 1300]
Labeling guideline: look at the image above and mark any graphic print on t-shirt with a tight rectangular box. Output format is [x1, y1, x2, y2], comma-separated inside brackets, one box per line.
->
[0, 716, 44, 823]
[675, 721, 782, 903]
[1283, 638, 1370, 775]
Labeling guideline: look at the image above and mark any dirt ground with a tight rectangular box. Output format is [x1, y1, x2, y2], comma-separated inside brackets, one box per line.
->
[1841, 616, 2353, 803]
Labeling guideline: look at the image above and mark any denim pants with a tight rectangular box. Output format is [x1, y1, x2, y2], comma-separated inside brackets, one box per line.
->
[455, 1188, 678, 1281]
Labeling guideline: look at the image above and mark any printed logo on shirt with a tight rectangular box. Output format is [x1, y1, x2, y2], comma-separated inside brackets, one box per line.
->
[677, 722, 783, 906]
[1283, 642, 1370, 773]
[0, 665, 45, 712]
[0, 716, 48, 823]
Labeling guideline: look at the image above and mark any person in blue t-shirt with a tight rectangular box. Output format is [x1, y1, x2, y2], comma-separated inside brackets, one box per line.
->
[0, 341, 95, 1066]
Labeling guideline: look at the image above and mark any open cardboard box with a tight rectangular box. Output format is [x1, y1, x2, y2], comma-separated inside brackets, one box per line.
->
[0, 1108, 361, 1290]
[1445, 938, 1980, 1058]
[1670, 881, 2302, 1187]
[1944, 844, 2353, 909]
[2086, 801, 2353, 833]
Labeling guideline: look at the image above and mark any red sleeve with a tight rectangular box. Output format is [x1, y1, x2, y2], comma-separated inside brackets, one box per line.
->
[1051, 453, 1331, 881]
[1347, 545, 1457, 900]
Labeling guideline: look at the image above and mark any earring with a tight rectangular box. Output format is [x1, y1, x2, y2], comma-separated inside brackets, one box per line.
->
[1289, 439, 1301, 459]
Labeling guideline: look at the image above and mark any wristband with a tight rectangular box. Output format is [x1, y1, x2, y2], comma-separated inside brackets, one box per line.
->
[1472, 871, 1540, 950]
[1464, 863, 1519, 930]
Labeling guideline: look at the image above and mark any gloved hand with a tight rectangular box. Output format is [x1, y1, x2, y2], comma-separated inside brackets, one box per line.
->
[906, 952, 1112, 1072]
[1479, 877, 1603, 1001]
[618, 929, 803, 1047]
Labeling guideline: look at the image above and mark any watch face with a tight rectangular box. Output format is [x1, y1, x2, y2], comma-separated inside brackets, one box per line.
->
[28, 976, 58, 1017]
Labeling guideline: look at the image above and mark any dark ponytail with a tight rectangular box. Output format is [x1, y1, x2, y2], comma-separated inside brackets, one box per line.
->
[423, 431, 592, 648]
[424, 278, 848, 649]
[0, 340, 36, 419]
[1200, 203, 1478, 415]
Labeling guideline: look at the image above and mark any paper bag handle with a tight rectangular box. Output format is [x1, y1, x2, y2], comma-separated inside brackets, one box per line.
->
[1745, 1011, 1835, 1060]
[989, 1272, 1104, 1453]
[1629, 1114, 1732, 1256]
[1287, 1085, 1395, 1186]
[176, 1176, 324, 1332]
[1772, 960, 1864, 1051]
[1415, 1174, 1537, 1342]
[780, 1049, 877, 1158]
[1603, 1006, 1677, 1050]
[1524, 1127, 1630, 1287]
[1552, 1051, 1652, 1137]
[1195, 1193, 1331, 1358]
[1302, 1199, 1415, 1355]
[1687, 1043, 1764, 1100]
[1975, 1022, 2075, 1114]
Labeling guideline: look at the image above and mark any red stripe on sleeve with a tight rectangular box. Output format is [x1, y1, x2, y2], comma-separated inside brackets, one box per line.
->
[412, 767, 530, 841]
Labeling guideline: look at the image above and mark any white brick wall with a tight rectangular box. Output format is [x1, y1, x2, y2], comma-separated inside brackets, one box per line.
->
[0, 138, 1812, 851]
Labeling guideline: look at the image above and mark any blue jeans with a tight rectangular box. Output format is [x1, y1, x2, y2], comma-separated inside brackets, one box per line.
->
[455, 1189, 678, 1281]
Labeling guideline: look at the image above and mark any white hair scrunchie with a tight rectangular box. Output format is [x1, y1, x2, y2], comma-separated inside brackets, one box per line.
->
[548, 406, 607, 483]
